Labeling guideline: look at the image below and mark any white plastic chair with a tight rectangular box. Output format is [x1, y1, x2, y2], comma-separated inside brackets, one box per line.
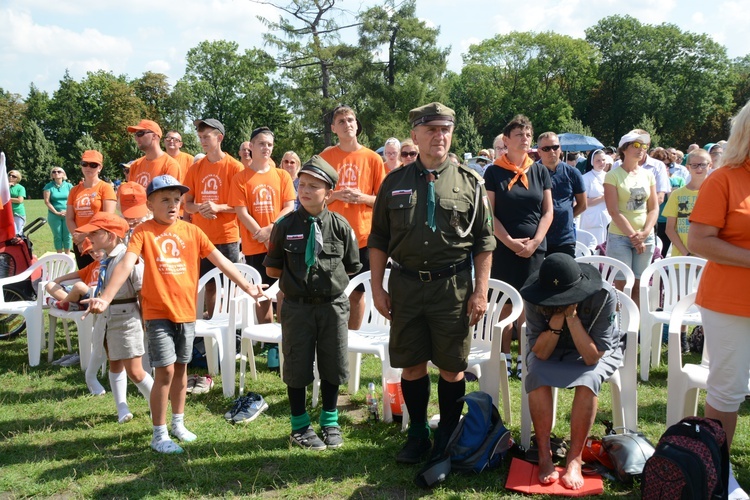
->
[196, 263, 261, 397]
[520, 289, 639, 448]
[639, 256, 706, 381]
[574, 241, 592, 257]
[575, 229, 598, 253]
[576, 255, 636, 297]
[48, 299, 95, 370]
[0, 254, 75, 367]
[666, 293, 709, 427]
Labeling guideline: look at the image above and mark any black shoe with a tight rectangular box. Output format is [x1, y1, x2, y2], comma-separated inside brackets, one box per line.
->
[290, 425, 326, 451]
[322, 426, 343, 449]
[396, 435, 432, 464]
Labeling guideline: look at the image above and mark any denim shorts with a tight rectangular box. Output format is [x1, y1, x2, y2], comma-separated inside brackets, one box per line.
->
[606, 232, 655, 280]
[146, 319, 195, 367]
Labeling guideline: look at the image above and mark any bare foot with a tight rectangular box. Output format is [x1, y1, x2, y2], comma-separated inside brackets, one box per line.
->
[538, 456, 559, 485]
[561, 459, 584, 490]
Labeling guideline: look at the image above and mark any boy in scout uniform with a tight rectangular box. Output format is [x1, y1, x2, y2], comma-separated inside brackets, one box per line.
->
[368, 102, 496, 464]
[264, 156, 362, 451]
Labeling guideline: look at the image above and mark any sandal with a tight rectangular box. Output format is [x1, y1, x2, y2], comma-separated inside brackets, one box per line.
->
[525, 434, 569, 463]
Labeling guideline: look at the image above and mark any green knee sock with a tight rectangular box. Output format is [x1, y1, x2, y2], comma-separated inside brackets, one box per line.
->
[319, 409, 339, 428]
[407, 421, 431, 440]
[290, 412, 311, 432]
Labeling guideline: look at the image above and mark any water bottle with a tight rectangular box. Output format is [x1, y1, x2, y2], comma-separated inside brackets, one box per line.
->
[367, 382, 379, 422]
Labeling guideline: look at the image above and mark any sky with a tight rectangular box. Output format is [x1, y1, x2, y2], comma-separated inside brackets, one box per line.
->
[1, 0, 749, 97]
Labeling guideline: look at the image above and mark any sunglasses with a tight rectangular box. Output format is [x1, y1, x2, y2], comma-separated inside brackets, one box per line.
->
[539, 145, 560, 152]
[8, 174, 18, 178]
[631, 142, 650, 150]
[134, 130, 153, 138]
[51, 170, 64, 174]
[164, 137, 182, 142]
[401, 151, 418, 158]
[688, 162, 709, 169]
[80, 161, 100, 168]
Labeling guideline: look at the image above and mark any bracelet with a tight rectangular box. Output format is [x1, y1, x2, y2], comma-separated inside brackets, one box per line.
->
[548, 326, 563, 335]
[566, 312, 577, 319]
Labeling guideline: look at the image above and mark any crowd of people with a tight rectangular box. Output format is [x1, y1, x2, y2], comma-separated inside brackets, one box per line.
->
[8, 96, 748, 497]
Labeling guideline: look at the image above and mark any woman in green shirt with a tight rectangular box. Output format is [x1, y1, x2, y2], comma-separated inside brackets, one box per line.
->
[8, 169, 26, 236]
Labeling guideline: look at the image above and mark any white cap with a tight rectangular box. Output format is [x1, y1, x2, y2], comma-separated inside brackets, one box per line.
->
[618, 131, 651, 148]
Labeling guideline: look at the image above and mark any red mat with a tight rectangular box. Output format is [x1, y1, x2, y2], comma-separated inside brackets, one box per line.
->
[505, 458, 604, 497]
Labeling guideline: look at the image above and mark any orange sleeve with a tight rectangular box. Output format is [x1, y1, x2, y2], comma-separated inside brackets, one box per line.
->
[228, 169, 249, 208]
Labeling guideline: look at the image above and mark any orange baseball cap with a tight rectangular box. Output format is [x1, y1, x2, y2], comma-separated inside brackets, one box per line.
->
[127, 119, 163, 138]
[81, 150, 103, 164]
[79, 237, 93, 255]
[118, 182, 149, 218]
[75, 212, 129, 239]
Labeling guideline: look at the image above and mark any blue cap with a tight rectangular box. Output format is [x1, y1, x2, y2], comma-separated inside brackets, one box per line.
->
[146, 175, 190, 197]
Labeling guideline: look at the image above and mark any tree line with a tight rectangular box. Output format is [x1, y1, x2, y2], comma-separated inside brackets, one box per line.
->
[1, 0, 748, 198]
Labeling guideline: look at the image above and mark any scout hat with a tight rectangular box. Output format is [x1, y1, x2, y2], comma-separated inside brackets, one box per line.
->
[146, 175, 190, 198]
[118, 181, 149, 218]
[81, 150, 103, 165]
[299, 156, 338, 189]
[520, 253, 602, 307]
[193, 118, 225, 135]
[75, 212, 130, 239]
[409, 102, 455, 128]
[127, 119, 163, 138]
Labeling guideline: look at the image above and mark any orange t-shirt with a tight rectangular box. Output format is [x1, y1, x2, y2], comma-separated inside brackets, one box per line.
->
[68, 181, 117, 227]
[169, 151, 194, 183]
[691, 163, 750, 317]
[77, 261, 100, 289]
[128, 153, 181, 189]
[127, 219, 215, 323]
[320, 146, 385, 248]
[228, 167, 296, 256]
[183, 153, 244, 244]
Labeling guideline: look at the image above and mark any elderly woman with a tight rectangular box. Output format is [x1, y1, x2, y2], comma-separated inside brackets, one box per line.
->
[688, 99, 750, 500]
[43, 166, 74, 253]
[484, 115, 552, 377]
[8, 170, 26, 235]
[604, 131, 658, 307]
[382, 137, 401, 172]
[521, 253, 623, 489]
[580, 150, 611, 245]
[66, 150, 117, 268]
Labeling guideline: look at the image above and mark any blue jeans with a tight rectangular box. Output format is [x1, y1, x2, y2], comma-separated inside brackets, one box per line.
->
[606, 232, 655, 280]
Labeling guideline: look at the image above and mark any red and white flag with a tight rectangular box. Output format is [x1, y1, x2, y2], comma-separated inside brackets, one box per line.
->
[0, 152, 17, 241]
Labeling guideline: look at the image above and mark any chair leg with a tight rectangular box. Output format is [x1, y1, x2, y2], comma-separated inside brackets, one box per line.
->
[651, 321, 664, 370]
[204, 337, 220, 376]
[221, 330, 235, 398]
[47, 315, 57, 363]
[347, 352, 362, 395]
[26, 311, 42, 367]
[640, 319, 655, 381]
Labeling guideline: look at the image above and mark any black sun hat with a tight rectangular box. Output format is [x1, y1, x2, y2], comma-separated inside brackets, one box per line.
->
[520, 253, 602, 307]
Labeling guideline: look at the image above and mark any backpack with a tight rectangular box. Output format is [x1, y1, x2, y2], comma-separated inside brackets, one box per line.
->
[641, 416, 729, 500]
[415, 391, 512, 488]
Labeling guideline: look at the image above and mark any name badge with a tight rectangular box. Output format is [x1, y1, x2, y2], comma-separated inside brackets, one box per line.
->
[392, 189, 413, 196]
[287, 234, 304, 240]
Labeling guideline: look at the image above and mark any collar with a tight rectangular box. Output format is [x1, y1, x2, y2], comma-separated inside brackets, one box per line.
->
[298, 206, 329, 221]
[415, 156, 452, 176]
[106, 243, 127, 260]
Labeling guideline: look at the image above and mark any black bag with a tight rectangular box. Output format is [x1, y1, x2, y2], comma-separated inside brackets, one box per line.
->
[641, 416, 729, 500]
[601, 430, 655, 482]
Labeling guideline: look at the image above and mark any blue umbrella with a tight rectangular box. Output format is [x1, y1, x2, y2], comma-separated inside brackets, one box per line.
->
[558, 133, 604, 152]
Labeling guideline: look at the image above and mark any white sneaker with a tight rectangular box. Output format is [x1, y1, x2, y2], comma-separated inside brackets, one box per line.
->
[729, 465, 749, 500]
[151, 437, 183, 454]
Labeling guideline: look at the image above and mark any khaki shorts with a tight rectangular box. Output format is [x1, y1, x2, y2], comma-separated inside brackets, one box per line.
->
[388, 267, 473, 372]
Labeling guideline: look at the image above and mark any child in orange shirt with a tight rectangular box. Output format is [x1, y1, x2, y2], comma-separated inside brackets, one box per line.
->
[85, 175, 266, 454]
[45, 238, 101, 311]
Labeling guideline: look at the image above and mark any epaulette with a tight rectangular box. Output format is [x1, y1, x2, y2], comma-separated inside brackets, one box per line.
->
[275, 212, 291, 224]
[457, 164, 486, 185]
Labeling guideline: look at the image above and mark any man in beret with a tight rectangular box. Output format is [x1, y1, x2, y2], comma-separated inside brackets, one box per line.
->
[368, 102, 495, 464]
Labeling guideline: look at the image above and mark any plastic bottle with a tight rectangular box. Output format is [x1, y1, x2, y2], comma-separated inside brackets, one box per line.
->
[367, 382, 379, 422]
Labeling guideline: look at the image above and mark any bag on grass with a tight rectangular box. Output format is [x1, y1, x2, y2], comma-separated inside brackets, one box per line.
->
[416, 391, 512, 488]
[601, 430, 655, 482]
[641, 416, 729, 500]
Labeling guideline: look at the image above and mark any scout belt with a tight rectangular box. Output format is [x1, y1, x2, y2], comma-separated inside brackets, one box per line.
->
[110, 298, 138, 305]
[392, 259, 471, 283]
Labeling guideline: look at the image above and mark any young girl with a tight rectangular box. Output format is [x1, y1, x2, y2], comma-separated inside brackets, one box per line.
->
[78, 212, 153, 423]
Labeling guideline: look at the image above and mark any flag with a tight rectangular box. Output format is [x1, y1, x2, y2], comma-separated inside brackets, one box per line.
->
[0, 152, 17, 242]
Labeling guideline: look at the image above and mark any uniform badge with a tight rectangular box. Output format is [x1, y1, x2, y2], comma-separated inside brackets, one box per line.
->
[287, 234, 304, 240]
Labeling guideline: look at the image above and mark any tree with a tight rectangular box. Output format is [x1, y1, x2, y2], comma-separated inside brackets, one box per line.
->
[179, 40, 287, 155]
[47, 70, 87, 165]
[452, 106, 482, 159]
[132, 71, 175, 128]
[0, 89, 25, 154]
[9, 120, 61, 198]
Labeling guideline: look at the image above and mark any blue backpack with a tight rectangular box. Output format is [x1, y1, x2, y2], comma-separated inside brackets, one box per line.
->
[416, 391, 512, 488]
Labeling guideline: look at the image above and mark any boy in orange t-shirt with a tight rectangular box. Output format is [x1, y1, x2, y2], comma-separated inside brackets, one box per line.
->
[229, 126, 295, 322]
[85, 175, 266, 454]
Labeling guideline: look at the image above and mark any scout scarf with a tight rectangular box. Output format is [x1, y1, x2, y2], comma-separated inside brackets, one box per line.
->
[493, 154, 534, 190]
[305, 216, 323, 272]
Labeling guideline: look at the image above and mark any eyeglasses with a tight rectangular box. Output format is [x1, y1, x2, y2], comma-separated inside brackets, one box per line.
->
[134, 130, 153, 138]
[401, 151, 418, 158]
[164, 137, 182, 142]
[688, 162, 709, 169]
[539, 145, 560, 152]
[494, 145, 507, 151]
[631, 142, 650, 150]
[80, 161, 100, 168]
[51, 170, 64, 174]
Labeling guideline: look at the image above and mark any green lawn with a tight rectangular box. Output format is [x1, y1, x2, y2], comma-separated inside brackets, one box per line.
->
[1, 200, 748, 498]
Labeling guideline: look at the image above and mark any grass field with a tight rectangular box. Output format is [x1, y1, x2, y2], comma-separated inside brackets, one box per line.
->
[1, 199, 748, 498]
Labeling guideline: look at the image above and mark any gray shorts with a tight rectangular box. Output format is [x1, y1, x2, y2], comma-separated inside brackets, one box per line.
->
[200, 241, 241, 276]
[146, 319, 195, 367]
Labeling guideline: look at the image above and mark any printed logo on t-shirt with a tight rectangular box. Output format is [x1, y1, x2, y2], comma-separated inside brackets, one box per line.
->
[200, 174, 222, 203]
[626, 187, 647, 211]
[154, 233, 187, 275]
[338, 163, 359, 189]
[134, 172, 151, 189]
[88, 268, 100, 289]
[252, 184, 275, 214]
[75, 192, 96, 219]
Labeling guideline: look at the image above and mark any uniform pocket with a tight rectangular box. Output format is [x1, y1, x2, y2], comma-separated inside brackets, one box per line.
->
[283, 240, 307, 271]
[387, 193, 417, 230]
[438, 197, 471, 237]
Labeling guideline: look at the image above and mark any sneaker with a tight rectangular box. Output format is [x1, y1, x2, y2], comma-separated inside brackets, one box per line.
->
[503, 354, 513, 378]
[232, 393, 269, 424]
[224, 396, 247, 421]
[52, 353, 76, 366]
[322, 426, 343, 449]
[186, 374, 198, 394]
[516, 358, 523, 380]
[59, 353, 81, 367]
[191, 375, 213, 394]
[395, 435, 432, 464]
[151, 437, 183, 454]
[290, 425, 327, 451]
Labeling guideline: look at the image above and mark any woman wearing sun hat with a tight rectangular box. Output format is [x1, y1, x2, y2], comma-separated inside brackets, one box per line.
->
[521, 253, 623, 490]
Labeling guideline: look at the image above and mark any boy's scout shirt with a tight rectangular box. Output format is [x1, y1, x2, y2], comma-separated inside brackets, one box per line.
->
[264, 207, 362, 300]
[368, 158, 496, 270]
